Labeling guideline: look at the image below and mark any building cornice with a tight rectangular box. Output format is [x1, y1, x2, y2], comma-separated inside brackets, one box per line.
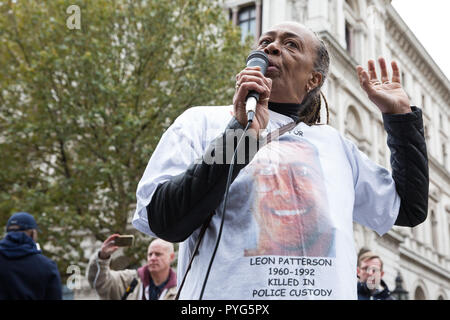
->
[399, 246, 450, 281]
[385, 5, 450, 103]
[319, 30, 358, 79]
[385, 229, 406, 244]
[428, 155, 450, 184]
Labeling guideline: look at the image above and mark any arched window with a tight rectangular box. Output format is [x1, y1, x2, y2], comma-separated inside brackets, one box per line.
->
[345, 105, 365, 148]
[414, 286, 426, 300]
[345, 106, 362, 133]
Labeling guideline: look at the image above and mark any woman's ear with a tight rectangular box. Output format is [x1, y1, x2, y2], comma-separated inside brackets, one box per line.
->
[308, 71, 323, 92]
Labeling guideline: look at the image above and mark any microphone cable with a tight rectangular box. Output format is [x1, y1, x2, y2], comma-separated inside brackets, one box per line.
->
[198, 51, 267, 299]
[198, 117, 254, 300]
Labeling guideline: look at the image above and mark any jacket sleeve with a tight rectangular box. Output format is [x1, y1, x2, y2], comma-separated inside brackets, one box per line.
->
[382, 106, 429, 227]
[45, 260, 63, 300]
[147, 117, 258, 242]
[86, 251, 138, 300]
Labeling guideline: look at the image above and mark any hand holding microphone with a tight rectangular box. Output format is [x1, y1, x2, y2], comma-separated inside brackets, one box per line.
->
[233, 51, 272, 131]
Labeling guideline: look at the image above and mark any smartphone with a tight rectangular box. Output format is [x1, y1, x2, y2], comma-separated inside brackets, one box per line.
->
[114, 235, 134, 247]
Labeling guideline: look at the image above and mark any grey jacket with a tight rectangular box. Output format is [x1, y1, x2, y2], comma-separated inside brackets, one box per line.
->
[86, 251, 177, 300]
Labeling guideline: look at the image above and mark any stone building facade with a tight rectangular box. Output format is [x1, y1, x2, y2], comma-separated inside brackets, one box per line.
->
[225, 0, 450, 299]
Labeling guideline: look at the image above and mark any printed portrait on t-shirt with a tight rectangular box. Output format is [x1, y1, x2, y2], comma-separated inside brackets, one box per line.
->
[244, 137, 336, 257]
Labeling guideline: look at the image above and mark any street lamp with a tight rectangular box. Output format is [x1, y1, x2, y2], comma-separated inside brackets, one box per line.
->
[392, 271, 409, 300]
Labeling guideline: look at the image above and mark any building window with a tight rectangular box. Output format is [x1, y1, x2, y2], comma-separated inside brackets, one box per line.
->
[345, 0, 356, 12]
[448, 221, 450, 255]
[414, 286, 426, 300]
[400, 71, 411, 101]
[431, 210, 439, 251]
[238, 5, 256, 42]
[421, 94, 426, 110]
[424, 124, 430, 146]
[345, 21, 353, 55]
[442, 143, 447, 168]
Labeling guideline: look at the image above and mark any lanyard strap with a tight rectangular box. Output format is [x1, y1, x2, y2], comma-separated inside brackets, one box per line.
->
[265, 121, 297, 144]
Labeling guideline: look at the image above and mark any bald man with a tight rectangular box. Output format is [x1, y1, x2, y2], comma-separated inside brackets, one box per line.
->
[87, 235, 177, 300]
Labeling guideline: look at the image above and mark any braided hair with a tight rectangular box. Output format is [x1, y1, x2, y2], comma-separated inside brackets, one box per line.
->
[297, 36, 330, 125]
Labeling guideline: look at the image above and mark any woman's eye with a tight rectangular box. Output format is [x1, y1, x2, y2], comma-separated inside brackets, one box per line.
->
[259, 39, 271, 46]
[286, 41, 297, 48]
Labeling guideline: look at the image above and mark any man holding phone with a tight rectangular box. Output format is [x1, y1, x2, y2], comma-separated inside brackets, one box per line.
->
[356, 251, 393, 300]
[86, 234, 177, 300]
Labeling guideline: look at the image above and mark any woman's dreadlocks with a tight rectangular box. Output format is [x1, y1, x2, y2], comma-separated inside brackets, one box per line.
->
[297, 36, 330, 125]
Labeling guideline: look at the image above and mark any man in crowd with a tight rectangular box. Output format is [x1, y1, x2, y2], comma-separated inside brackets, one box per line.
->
[87, 234, 177, 300]
[357, 250, 394, 300]
[0, 212, 62, 300]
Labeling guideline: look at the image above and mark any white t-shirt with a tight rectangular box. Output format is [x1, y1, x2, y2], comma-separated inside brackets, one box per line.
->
[132, 105, 400, 300]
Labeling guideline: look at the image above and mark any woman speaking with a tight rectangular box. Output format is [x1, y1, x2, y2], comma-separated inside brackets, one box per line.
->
[132, 21, 428, 300]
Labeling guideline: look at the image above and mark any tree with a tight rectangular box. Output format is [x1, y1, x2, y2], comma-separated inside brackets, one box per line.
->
[0, 0, 250, 281]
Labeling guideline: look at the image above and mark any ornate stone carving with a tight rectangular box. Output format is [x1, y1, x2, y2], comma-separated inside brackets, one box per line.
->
[288, 0, 308, 22]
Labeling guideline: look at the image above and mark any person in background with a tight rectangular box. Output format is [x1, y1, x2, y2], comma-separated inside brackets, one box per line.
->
[357, 251, 394, 300]
[87, 234, 177, 300]
[357, 247, 371, 261]
[0, 211, 62, 300]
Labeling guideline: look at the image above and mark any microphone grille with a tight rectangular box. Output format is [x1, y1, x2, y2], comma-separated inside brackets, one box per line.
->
[246, 50, 269, 64]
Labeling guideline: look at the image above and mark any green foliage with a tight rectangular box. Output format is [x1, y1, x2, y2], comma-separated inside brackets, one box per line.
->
[0, 0, 250, 280]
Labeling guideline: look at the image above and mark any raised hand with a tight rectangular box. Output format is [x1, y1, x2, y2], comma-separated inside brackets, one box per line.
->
[356, 58, 411, 114]
[99, 234, 120, 259]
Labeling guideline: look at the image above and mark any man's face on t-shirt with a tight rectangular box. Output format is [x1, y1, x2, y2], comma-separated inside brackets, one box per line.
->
[248, 139, 334, 257]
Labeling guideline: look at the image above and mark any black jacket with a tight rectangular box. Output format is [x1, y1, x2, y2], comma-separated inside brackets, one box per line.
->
[147, 107, 428, 242]
[382, 107, 428, 227]
[357, 280, 394, 300]
[0, 232, 62, 300]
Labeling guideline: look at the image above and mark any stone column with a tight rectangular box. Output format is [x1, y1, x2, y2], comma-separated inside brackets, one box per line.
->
[232, 6, 239, 26]
[255, 0, 262, 38]
[307, 0, 329, 32]
[335, 0, 346, 48]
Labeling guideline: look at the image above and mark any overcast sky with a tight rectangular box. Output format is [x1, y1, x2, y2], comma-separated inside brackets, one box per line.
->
[391, 0, 450, 81]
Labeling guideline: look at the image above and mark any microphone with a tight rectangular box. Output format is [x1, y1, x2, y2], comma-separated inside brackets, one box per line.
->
[245, 50, 269, 122]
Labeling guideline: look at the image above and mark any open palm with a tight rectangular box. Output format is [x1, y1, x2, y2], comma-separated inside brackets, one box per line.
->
[356, 58, 411, 114]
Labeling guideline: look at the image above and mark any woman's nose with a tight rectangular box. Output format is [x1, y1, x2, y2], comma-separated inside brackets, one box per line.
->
[264, 41, 281, 56]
